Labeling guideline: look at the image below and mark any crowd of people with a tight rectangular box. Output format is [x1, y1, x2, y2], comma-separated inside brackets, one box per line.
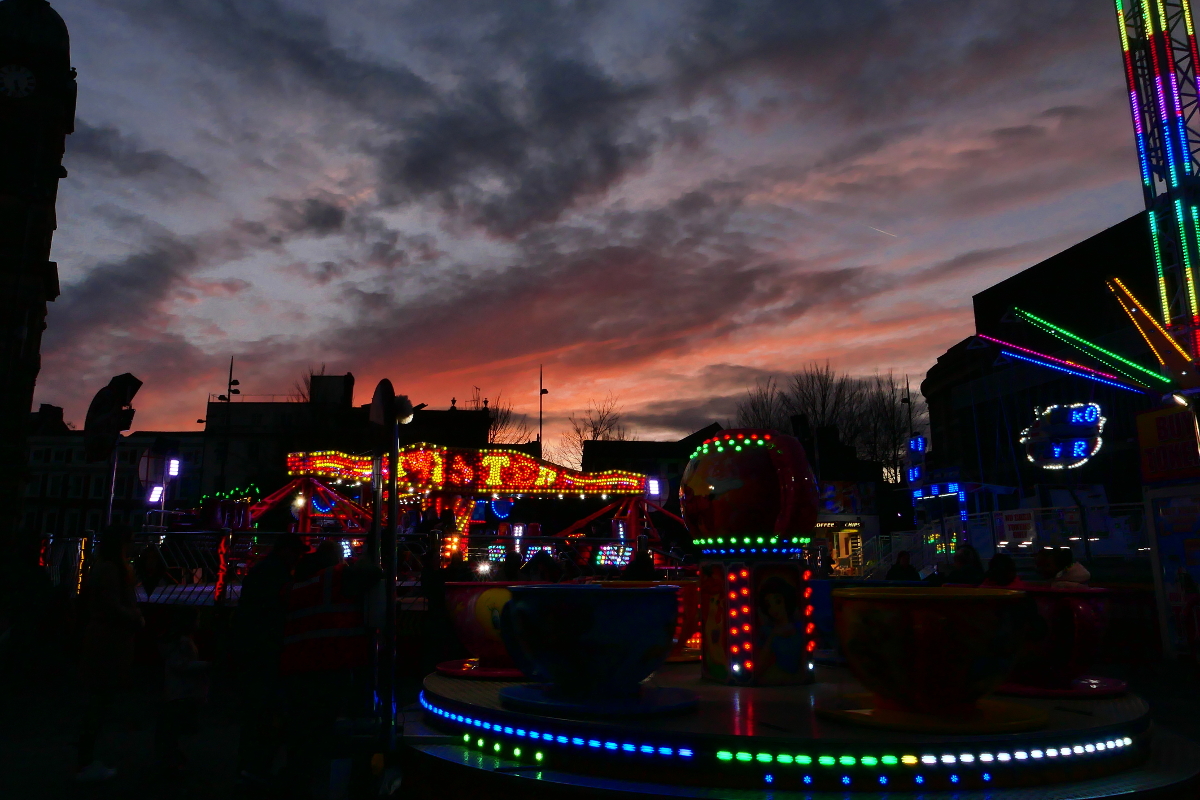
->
[884, 543, 1092, 589]
[66, 527, 383, 797]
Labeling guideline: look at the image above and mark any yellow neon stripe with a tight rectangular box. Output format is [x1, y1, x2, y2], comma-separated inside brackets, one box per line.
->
[1114, 289, 1166, 365]
[1155, 0, 1169, 31]
[1113, 277, 1195, 362]
[1183, 0, 1197, 36]
[1143, 0, 1157, 35]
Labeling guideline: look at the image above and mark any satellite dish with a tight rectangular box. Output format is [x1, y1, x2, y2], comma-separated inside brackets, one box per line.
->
[83, 373, 142, 463]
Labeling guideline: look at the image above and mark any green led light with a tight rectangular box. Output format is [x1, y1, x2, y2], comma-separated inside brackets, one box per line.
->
[818, 756, 835, 766]
[756, 753, 773, 763]
[717, 538, 724, 544]
[860, 756, 878, 766]
[535, 752, 544, 762]
[736, 752, 753, 762]
[796, 755, 812, 765]
[717, 751, 734, 761]
[756, 537, 763, 543]
[743, 537, 750, 544]
[839, 756, 855, 766]
[462, 734, 470, 743]
[494, 743, 501, 753]
[777, 755, 794, 764]
[514, 747, 522, 757]
[1015, 307, 1170, 384]
[735, 445, 742, 451]
[477, 739, 484, 747]
[881, 755, 898, 765]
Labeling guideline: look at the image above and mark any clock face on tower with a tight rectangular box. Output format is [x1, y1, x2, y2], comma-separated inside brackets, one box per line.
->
[0, 65, 36, 98]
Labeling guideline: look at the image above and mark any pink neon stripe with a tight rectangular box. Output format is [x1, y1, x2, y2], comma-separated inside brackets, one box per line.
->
[975, 335, 1138, 384]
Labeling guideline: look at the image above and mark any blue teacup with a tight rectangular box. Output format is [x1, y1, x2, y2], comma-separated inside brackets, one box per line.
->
[500, 585, 679, 698]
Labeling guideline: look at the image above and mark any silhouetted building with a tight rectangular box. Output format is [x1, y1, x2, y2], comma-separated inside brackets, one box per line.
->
[922, 214, 1159, 507]
[201, 374, 491, 496]
[23, 405, 204, 535]
[582, 423, 722, 514]
[0, 0, 76, 548]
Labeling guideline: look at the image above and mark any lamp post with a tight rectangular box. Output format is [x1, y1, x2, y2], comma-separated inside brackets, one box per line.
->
[539, 365, 549, 458]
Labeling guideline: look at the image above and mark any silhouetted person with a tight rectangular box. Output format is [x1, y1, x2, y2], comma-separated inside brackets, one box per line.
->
[1052, 547, 1091, 588]
[885, 550, 920, 582]
[982, 553, 1027, 588]
[76, 526, 143, 782]
[280, 544, 382, 799]
[621, 548, 656, 581]
[233, 533, 307, 783]
[940, 544, 985, 585]
[520, 550, 562, 582]
[502, 550, 522, 581]
[1035, 548, 1059, 581]
[153, 606, 208, 772]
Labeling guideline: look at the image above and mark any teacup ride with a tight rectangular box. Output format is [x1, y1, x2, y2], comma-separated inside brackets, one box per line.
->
[997, 585, 1127, 698]
[822, 586, 1047, 733]
[586, 579, 702, 662]
[411, 430, 1200, 798]
[498, 584, 697, 716]
[436, 581, 544, 679]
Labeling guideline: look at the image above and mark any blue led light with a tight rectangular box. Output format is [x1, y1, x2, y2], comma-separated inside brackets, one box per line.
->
[641, 745, 654, 754]
[983, 773, 992, 782]
[605, 742, 617, 750]
[1000, 351, 1145, 393]
[556, 736, 567, 744]
[659, 747, 672, 755]
[573, 738, 584, 746]
[803, 776, 812, 785]
[841, 776, 851, 785]
[879, 776, 888, 786]
[504, 727, 513, 735]
[589, 740, 601, 748]
[915, 776, 924, 785]
[679, 749, 693, 758]
[516, 729, 525, 737]
[950, 774, 959, 784]
[765, 775, 774, 784]
[623, 744, 636, 752]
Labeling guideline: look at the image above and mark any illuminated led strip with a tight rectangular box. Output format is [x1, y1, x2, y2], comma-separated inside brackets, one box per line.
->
[1116, 2, 1154, 187]
[420, 692, 694, 760]
[1182, 0, 1200, 175]
[421, 691, 1138, 790]
[1148, 211, 1172, 323]
[1013, 308, 1171, 384]
[1031, 323, 1152, 385]
[1114, 291, 1167, 365]
[691, 432, 775, 460]
[1158, 0, 1192, 179]
[1142, 0, 1181, 187]
[1001, 351, 1148, 394]
[1173, 199, 1200, 324]
[975, 335, 1139, 385]
[1110, 276, 1195, 363]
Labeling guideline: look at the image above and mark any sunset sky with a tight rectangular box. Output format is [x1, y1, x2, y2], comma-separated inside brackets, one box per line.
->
[40, 0, 1145, 446]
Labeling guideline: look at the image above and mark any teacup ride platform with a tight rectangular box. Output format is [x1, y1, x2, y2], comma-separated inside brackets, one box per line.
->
[407, 661, 1200, 799]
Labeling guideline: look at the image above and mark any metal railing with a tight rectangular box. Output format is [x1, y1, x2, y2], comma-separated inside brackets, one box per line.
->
[865, 503, 1151, 579]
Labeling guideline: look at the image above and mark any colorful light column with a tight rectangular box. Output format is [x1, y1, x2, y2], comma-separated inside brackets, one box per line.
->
[1114, 0, 1200, 357]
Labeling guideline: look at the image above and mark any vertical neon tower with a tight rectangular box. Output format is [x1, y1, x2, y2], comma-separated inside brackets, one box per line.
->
[1115, 0, 1200, 357]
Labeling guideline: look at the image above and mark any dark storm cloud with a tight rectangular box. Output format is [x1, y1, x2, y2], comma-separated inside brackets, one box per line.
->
[67, 120, 208, 186]
[624, 393, 744, 435]
[271, 196, 347, 236]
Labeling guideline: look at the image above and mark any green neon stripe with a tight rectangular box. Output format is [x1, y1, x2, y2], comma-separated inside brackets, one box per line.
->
[1034, 324, 1153, 387]
[1015, 308, 1171, 384]
[1148, 212, 1172, 325]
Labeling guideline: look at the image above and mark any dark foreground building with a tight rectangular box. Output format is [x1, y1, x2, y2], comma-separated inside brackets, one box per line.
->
[923, 213, 1160, 508]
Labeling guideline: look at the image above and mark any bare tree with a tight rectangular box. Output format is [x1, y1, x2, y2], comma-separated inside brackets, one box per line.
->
[554, 393, 633, 469]
[785, 361, 867, 442]
[734, 376, 790, 431]
[290, 364, 327, 402]
[855, 372, 913, 482]
[468, 388, 534, 444]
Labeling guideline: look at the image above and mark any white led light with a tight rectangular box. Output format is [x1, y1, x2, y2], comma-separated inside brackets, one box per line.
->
[1031, 750, 1044, 759]
[998, 753, 1011, 762]
[979, 754, 993, 763]
[168, 458, 180, 476]
[941, 755, 956, 764]
[1073, 746, 1084, 755]
[959, 754, 974, 763]
[1105, 740, 1115, 749]
[1085, 744, 1095, 753]
[1097, 742, 1107, 750]
[148, 485, 164, 503]
[921, 756, 936, 765]
[1123, 738, 1132, 746]
[1015, 751, 1028, 760]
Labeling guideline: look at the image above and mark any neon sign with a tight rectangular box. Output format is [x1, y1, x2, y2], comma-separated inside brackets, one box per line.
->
[1019, 403, 1106, 470]
[287, 446, 645, 496]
